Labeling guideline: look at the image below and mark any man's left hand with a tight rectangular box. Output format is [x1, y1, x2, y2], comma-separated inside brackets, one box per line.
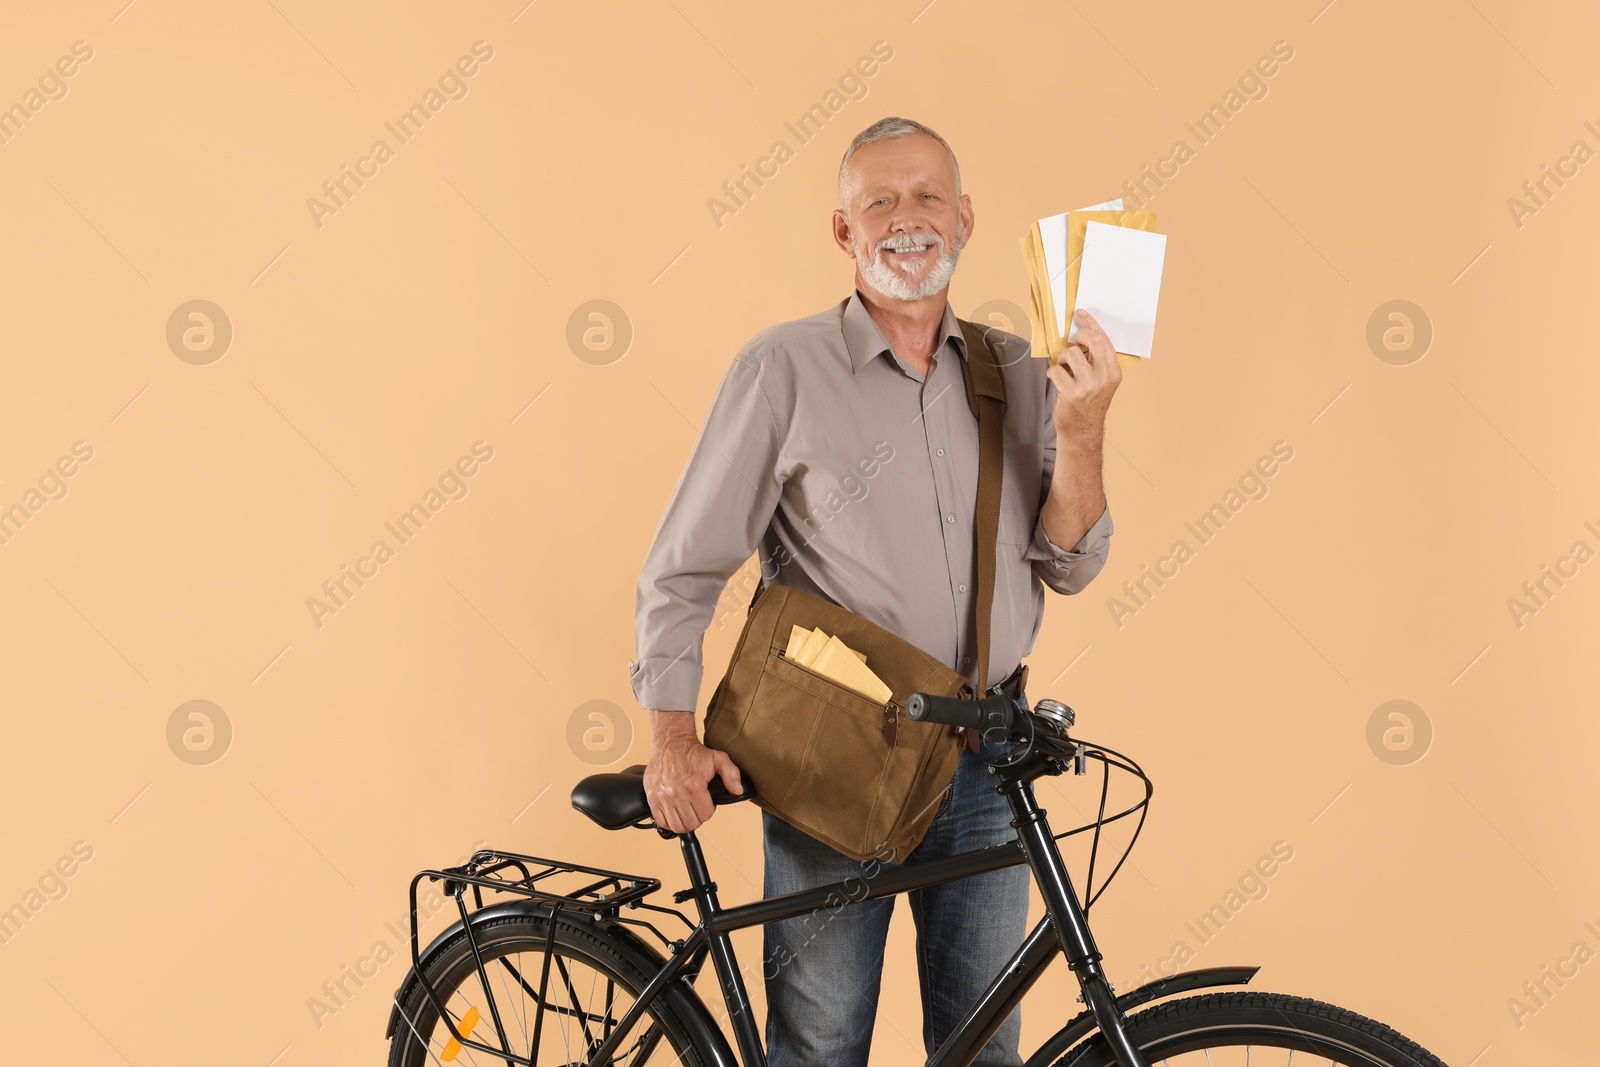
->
[1047, 309, 1123, 447]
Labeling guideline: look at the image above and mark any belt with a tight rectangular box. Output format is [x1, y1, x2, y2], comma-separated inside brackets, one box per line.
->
[985, 662, 1028, 700]
[960, 663, 1029, 751]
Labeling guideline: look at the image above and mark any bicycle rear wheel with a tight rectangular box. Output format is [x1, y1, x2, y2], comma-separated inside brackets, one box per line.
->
[387, 910, 710, 1067]
[1053, 991, 1446, 1067]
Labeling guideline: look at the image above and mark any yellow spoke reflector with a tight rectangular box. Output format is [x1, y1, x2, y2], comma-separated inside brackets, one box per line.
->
[441, 1005, 480, 1062]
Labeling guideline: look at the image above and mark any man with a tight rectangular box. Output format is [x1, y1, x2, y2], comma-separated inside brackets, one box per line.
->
[629, 116, 1121, 1066]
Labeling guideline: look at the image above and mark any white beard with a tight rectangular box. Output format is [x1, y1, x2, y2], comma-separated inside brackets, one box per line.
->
[855, 220, 965, 302]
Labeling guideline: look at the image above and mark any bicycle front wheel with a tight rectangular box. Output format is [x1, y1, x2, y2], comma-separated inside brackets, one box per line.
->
[388, 910, 711, 1067]
[1053, 991, 1447, 1067]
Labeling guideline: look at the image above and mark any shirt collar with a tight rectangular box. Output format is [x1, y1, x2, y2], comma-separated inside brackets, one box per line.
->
[841, 288, 967, 375]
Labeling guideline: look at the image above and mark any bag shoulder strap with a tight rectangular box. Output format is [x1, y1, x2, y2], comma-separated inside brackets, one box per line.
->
[955, 319, 1007, 697]
[744, 320, 1009, 696]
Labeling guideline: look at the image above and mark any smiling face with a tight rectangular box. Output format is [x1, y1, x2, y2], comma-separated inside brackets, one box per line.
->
[834, 132, 974, 304]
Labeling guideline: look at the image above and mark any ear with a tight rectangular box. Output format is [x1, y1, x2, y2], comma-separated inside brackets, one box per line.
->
[831, 209, 856, 258]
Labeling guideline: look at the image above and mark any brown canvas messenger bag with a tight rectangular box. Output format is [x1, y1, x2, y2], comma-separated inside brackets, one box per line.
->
[702, 319, 1012, 862]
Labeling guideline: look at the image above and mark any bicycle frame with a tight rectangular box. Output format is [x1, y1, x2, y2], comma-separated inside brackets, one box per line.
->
[584, 747, 1157, 1067]
[393, 743, 1261, 1067]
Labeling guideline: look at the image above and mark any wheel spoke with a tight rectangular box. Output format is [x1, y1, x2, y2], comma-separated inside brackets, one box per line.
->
[604, 977, 618, 1046]
[554, 954, 599, 1053]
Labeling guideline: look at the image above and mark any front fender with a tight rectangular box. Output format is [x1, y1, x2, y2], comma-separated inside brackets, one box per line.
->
[1022, 965, 1260, 1067]
[385, 900, 738, 1067]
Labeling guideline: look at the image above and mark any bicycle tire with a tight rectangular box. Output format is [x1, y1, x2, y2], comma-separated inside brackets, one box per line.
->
[387, 910, 712, 1067]
[1052, 991, 1447, 1067]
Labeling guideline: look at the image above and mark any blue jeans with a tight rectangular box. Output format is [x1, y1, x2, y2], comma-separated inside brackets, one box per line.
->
[760, 691, 1032, 1067]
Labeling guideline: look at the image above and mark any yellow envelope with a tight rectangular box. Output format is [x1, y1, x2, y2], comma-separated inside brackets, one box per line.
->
[787, 625, 867, 663]
[809, 635, 893, 704]
[1020, 228, 1052, 360]
[792, 626, 829, 667]
[1021, 210, 1156, 368]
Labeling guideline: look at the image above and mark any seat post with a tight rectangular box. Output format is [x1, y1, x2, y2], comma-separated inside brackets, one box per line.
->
[678, 833, 766, 1067]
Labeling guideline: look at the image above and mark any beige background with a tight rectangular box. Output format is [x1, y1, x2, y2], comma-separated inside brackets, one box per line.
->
[1, 0, 1595, 1063]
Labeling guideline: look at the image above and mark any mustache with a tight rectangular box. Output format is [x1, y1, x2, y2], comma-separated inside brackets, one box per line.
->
[876, 231, 944, 253]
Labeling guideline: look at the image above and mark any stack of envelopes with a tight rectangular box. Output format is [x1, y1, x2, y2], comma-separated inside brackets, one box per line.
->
[783, 624, 892, 704]
[1019, 199, 1168, 367]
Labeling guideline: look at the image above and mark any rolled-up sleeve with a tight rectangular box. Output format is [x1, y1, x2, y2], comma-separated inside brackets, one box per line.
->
[1023, 368, 1114, 595]
[629, 355, 784, 712]
[1025, 499, 1113, 595]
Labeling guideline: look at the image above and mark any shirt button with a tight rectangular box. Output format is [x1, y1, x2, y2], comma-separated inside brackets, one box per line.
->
[946, 514, 955, 523]
[962, 656, 972, 665]
[936, 448, 945, 456]
[958, 583, 967, 592]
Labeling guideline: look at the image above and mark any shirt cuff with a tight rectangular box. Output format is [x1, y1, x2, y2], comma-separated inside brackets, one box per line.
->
[629, 656, 703, 713]
[1025, 500, 1114, 570]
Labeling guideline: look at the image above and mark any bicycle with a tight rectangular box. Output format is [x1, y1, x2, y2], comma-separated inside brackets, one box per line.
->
[385, 690, 1450, 1067]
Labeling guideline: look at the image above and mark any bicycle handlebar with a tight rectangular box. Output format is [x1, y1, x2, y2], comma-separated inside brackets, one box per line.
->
[905, 692, 1018, 734]
[907, 692, 1082, 755]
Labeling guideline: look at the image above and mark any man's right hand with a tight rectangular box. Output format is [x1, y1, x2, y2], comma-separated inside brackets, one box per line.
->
[643, 711, 743, 834]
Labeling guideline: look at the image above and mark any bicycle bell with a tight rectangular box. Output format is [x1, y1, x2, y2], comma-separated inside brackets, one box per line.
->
[1032, 698, 1075, 731]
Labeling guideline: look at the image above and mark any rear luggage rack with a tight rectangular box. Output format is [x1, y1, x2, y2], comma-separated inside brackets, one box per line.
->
[401, 849, 687, 1065]
[417, 848, 660, 917]
[407, 849, 666, 1010]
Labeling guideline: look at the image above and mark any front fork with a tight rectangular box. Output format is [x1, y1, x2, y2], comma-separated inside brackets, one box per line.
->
[1002, 778, 1151, 1067]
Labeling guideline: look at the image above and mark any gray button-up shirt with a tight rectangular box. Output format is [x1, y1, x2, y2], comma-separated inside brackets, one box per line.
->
[630, 288, 1114, 712]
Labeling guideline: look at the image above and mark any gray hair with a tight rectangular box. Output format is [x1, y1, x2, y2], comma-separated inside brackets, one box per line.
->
[837, 116, 962, 211]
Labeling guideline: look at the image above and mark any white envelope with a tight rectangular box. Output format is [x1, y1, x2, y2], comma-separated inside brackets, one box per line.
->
[1040, 200, 1125, 337]
[1067, 220, 1167, 359]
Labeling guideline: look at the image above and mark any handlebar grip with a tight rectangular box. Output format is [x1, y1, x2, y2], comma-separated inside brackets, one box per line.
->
[905, 692, 1016, 736]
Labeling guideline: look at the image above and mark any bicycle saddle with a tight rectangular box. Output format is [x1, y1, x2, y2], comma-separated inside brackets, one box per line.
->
[570, 764, 755, 831]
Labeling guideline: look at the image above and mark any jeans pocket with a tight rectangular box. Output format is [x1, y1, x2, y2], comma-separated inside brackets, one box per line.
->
[933, 780, 955, 821]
